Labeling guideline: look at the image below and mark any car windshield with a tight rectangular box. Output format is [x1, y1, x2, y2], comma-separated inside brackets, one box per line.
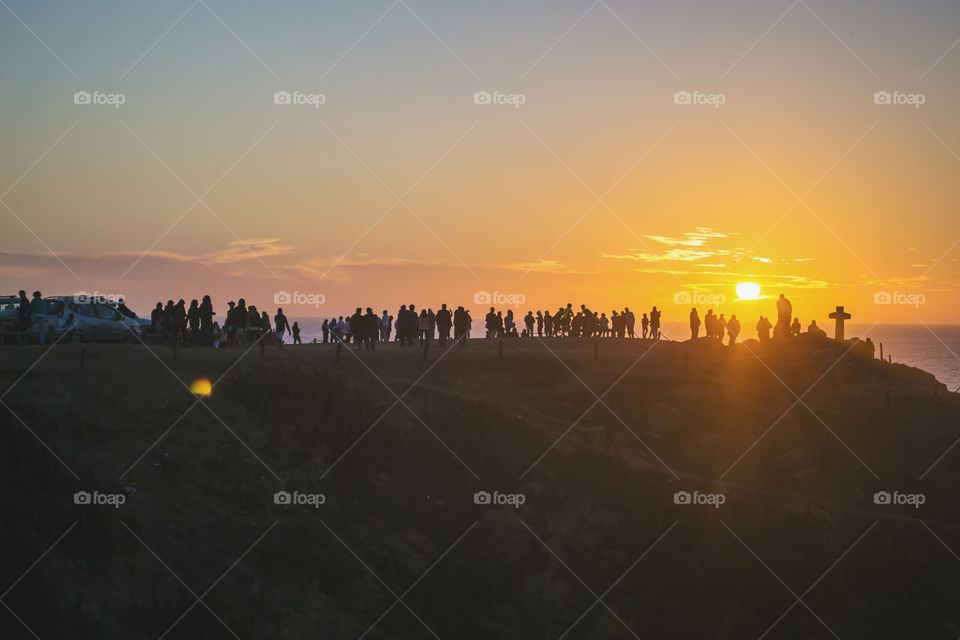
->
[95, 304, 118, 320]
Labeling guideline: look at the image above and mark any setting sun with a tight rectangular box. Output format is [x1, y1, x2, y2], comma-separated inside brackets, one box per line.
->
[736, 282, 762, 301]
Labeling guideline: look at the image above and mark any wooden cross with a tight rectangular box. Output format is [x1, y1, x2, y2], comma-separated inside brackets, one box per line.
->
[828, 305, 851, 341]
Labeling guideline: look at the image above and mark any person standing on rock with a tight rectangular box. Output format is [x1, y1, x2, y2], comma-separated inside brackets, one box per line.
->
[756, 316, 772, 342]
[775, 293, 793, 337]
[689, 307, 701, 340]
[650, 306, 661, 340]
[727, 315, 741, 346]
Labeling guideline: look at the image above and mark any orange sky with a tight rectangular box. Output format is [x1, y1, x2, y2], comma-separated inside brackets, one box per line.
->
[1, 1, 958, 325]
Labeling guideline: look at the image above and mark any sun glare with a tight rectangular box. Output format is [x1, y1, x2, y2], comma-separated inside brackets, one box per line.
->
[736, 282, 762, 300]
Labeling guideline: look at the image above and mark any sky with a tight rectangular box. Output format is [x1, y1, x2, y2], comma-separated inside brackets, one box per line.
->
[1, 0, 959, 325]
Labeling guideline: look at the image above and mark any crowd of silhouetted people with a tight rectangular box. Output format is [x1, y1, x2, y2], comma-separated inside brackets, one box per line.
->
[7, 287, 846, 351]
[147, 296, 299, 348]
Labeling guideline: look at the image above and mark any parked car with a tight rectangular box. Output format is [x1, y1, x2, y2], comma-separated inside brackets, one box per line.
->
[0, 295, 24, 338]
[59, 297, 142, 342]
[109, 299, 152, 334]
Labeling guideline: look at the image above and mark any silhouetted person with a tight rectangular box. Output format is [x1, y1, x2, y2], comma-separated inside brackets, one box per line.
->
[727, 314, 741, 346]
[30, 291, 45, 344]
[350, 308, 364, 349]
[704, 309, 715, 339]
[418, 309, 430, 343]
[151, 302, 164, 336]
[485, 307, 498, 343]
[292, 321, 301, 344]
[436, 304, 452, 346]
[161, 300, 174, 339]
[641, 313, 649, 338]
[199, 295, 214, 344]
[624, 307, 636, 338]
[274, 307, 291, 344]
[807, 319, 827, 339]
[364, 307, 378, 350]
[173, 299, 187, 341]
[791, 317, 801, 337]
[524, 311, 534, 337]
[260, 311, 271, 342]
[689, 307, 701, 339]
[321, 318, 330, 343]
[17, 290, 30, 333]
[650, 306, 661, 340]
[776, 293, 793, 337]
[380, 310, 392, 342]
[453, 306, 467, 344]
[187, 299, 200, 343]
[536, 310, 544, 337]
[756, 315, 772, 342]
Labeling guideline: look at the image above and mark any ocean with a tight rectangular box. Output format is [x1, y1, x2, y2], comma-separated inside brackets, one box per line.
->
[288, 318, 960, 391]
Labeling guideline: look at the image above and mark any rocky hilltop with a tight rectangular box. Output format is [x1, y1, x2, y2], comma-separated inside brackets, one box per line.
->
[2, 337, 959, 639]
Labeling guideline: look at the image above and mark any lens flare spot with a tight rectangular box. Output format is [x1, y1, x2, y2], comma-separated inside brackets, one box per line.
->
[190, 378, 213, 398]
